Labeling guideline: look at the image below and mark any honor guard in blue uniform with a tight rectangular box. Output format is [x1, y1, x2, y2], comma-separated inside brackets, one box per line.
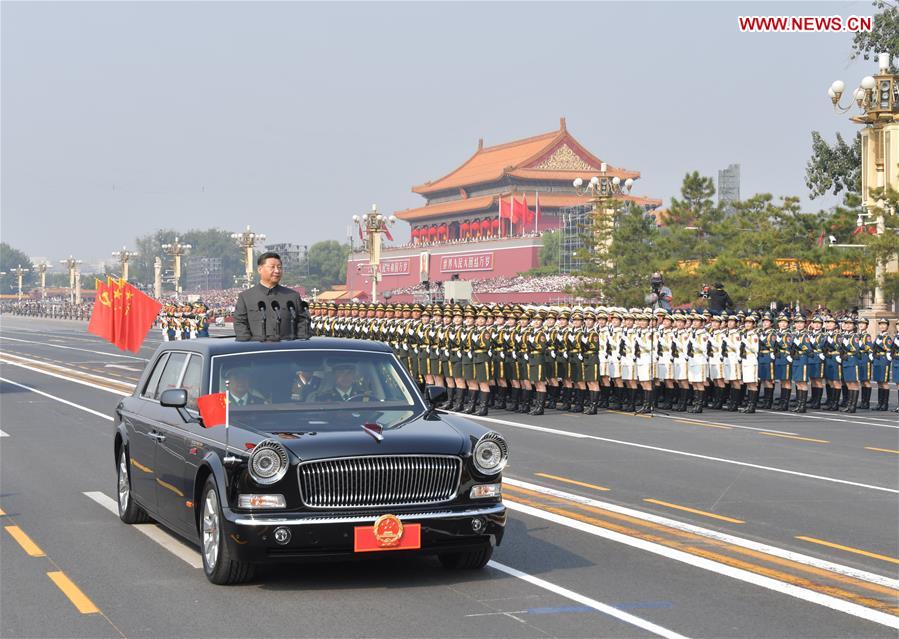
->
[773, 313, 793, 410]
[789, 314, 811, 413]
[856, 317, 874, 409]
[871, 318, 893, 411]
[837, 316, 861, 413]
[757, 312, 776, 409]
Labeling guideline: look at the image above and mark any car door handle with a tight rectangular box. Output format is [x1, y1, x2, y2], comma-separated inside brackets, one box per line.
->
[149, 431, 166, 442]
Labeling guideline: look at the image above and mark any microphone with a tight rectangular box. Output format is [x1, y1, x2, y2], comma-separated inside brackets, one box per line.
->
[286, 301, 297, 340]
[257, 301, 267, 341]
[271, 301, 282, 342]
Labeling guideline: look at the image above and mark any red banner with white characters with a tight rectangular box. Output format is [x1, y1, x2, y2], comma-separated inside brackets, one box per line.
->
[439, 252, 495, 273]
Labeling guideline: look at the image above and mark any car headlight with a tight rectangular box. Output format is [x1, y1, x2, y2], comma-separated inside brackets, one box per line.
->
[248, 440, 289, 485]
[472, 432, 508, 476]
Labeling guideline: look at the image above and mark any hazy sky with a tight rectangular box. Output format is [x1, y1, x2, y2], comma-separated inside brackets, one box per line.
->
[1, 1, 878, 265]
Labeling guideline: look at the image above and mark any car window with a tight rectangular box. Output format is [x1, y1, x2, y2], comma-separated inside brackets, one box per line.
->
[210, 350, 418, 409]
[181, 354, 204, 410]
[142, 353, 169, 399]
[154, 352, 188, 400]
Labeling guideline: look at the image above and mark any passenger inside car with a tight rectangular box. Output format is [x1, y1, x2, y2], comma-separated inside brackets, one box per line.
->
[224, 367, 269, 406]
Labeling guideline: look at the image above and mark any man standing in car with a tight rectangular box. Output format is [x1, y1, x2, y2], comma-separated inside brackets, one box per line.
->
[234, 252, 307, 341]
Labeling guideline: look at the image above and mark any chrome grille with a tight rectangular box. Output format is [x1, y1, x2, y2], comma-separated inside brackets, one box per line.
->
[298, 455, 462, 509]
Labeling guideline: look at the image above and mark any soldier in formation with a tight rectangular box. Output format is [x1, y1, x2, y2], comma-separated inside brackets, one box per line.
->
[309, 302, 898, 415]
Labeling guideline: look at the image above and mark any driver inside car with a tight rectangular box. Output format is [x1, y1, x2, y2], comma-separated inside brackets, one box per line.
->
[224, 367, 269, 406]
[314, 362, 369, 402]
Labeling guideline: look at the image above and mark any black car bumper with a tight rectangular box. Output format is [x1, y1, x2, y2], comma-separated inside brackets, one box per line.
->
[220, 503, 506, 562]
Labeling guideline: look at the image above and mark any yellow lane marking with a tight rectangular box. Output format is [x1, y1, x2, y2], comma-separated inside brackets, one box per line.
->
[0, 507, 5, 516]
[4, 525, 46, 557]
[606, 410, 651, 419]
[643, 498, 745, 524]
[865, 447, 899, 455]
[673, 419, 733, 430]
[535, 473, 610, 492]
[759, 432, 830, 444]
[503, 484, 899, 600]
[796, 536, 899, 566]
[47, 571, 100, 614]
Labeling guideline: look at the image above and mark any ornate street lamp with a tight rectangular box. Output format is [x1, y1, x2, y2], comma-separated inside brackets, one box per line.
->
[572, 163, 635, 272]
[161, 238, 191, 297]
[111, 246, 138, 282]
[59, 256, 82, 304]
[231, 226, 266, 289]
[829, 52, 898, 314]
[35, 262, 51, 300]
[352, 204, 397, 302]
[10, 264, 29, 301]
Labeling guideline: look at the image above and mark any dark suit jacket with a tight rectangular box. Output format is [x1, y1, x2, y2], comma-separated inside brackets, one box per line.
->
[234, 283, 306, 342]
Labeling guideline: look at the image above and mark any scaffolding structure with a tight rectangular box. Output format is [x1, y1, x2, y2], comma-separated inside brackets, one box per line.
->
[559, 204, 593, 274]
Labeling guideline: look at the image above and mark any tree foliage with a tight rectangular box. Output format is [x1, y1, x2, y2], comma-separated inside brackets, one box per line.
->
[805, 132, 862, 199]
[129, 228, 246, 289]
[0, 242, 35, 294]
[303, 241, 351, 292]
[851, 1, 899, 62]
[573, 173, 892, 312]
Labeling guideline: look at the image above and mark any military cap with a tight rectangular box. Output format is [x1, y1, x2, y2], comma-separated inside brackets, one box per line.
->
[857, 316, 869, 325]
[571, 310, 584, 320]
[431, 307, 442, 317]
[492, 307, 505, 318]
[654, 308, 667, 316]
[596, 309, 609, 319]
[744, 314, 757, 324]
[878, 317, 890, 325]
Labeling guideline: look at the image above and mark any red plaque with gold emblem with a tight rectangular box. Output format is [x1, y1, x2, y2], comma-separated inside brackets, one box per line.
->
[354, 514, 421, 552]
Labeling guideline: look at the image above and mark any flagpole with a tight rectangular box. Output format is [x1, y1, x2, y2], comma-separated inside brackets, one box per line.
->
[224, 380, 231, 459]
[535, 191, 539, 234]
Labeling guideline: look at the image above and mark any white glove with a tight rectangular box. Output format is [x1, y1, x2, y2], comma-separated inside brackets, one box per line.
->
[836, 356, 842, 363]
[786, 356, 793, 363]
[868, 354, 874, 362]
[550, 349, 556, 358]
[577, 354, 583, 361]
[819, 354, 825, 361]
[524, 353, 530, 361]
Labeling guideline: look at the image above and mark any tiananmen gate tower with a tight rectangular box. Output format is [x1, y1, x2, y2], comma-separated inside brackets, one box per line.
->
[344, 119, 661, 302]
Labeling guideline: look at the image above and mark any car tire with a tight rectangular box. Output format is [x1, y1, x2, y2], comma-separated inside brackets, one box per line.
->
[199, 476, 255, 585]
[438, 545, 493, 569]
[117, 448, 150, 524]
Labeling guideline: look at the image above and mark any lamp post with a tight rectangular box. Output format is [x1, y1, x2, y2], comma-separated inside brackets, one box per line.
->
[311, 287, 320, 302]
[59, 256, 82, 304]
[352, 204, 397, 302]
[35, 262, 51, 300]
[572, 163, 635, 276]
[11, 264, 29, 301]
[829, 52, 898, 314]
[111, 246, 138, 282]
[161, 238, 191, 297]
[231, 226, 266, 289]
[153, 257, 162, 299]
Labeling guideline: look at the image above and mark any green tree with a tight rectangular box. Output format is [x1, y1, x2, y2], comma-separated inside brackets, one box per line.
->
[851, 1, 899, 62]
[0, 243, 35, 294]
[129, 228, 245, 289]
[303, 241, 351, 292]
[805, 132, 862, 199]
[574, 202, 662, 307]
[538, 230, 560, 268]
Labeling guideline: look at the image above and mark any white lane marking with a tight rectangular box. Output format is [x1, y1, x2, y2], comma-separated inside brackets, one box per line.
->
[463, 414, 899, 494]
[83, 492, 203, 569]
[488, 561, 689, 639]
[504, 501, 899, 630]
[758, 409, 899, 430]
[651, 413, 799, 435]
[0, 357, 131, 396]
[104, 364, 142, 372]
[0, 335, 148, 361]
[505, 478, 899, 590]
[0, 377, 114, 421]
[0, 429, 8, 437]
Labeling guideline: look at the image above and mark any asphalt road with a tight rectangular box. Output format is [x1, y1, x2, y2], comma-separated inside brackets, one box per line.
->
[1, 314, 897, 638]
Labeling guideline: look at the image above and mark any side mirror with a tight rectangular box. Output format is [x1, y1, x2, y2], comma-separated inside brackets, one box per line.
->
[426, 385, 448, 406]
[159, 389, 188, 408]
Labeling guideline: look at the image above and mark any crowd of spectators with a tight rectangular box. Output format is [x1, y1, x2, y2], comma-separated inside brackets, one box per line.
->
[384, 273, 586, 297]
[392, 231, 543, 250]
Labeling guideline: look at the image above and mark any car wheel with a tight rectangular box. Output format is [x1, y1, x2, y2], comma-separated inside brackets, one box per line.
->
[200, 476, 255, 585]
[438, 545, 493, 569]
[117, 448, 150, 524]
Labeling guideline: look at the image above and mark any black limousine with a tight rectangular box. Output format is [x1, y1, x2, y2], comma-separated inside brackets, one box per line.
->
[114, 337, 507, 584]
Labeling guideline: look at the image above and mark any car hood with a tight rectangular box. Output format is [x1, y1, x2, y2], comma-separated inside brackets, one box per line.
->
[231, 408, 469, 460]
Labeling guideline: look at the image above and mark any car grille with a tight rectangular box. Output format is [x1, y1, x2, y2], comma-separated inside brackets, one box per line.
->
[298, 455, 462, 509]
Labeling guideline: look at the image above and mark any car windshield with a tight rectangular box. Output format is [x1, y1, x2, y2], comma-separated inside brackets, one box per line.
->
[209, 349, 420, 415]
